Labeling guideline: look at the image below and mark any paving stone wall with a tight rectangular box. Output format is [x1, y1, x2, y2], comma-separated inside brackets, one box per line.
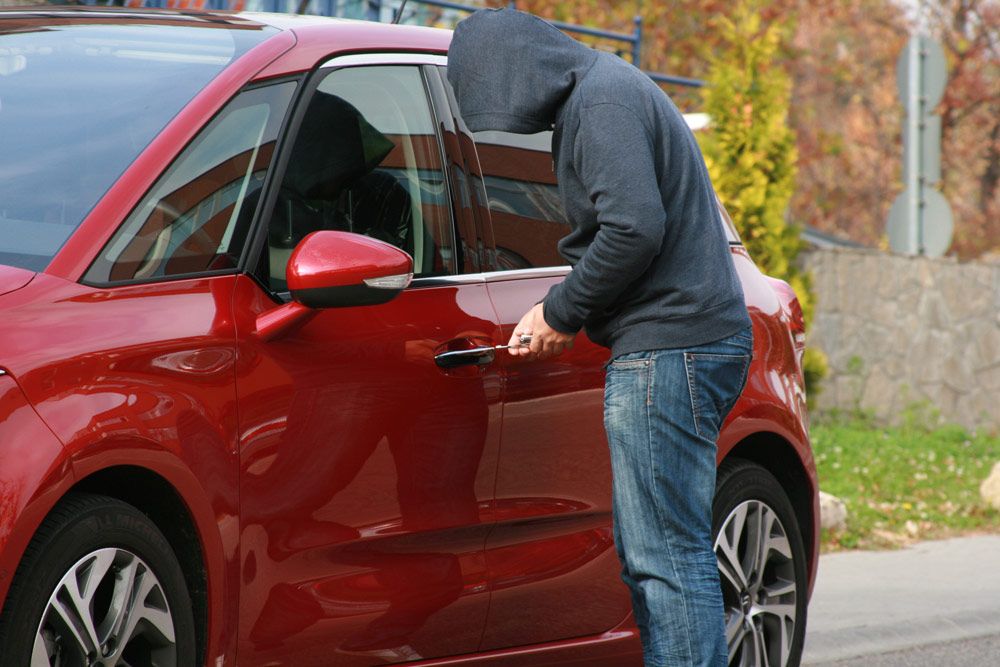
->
[802, 246, 1000, 431]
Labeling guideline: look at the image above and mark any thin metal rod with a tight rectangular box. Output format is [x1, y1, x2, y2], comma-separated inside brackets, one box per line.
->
[392, 0, 409, 23]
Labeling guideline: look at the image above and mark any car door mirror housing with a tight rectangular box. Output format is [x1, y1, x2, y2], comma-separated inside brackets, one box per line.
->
[287, 231, 414, 309]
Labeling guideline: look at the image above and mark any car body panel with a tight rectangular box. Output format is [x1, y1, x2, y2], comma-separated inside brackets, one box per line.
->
[721, 247, 819, 592]
[250, 19, 453, 81]
[231, 274, 503, 665]
[0, 265, 34, 298]
[0, 271, 242, 660]
[481, 271, 632, 650]
[0, 373, 70, 609]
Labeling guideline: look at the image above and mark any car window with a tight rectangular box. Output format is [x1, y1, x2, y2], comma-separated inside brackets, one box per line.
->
[717, 199, 742, 244]
[426, 65, 485, 275]
[264, 65, 454, 292]
[0, 20, 276, 273]
[85, 82, 296, 285]
[471, 130, 568, 271]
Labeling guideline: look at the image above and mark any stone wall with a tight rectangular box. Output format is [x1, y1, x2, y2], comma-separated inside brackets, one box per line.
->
[802, 246, 1000, 431]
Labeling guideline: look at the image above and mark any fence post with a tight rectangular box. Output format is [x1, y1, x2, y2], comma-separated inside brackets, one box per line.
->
[631, 14, 642, 69]
[367, 0, 382, 21]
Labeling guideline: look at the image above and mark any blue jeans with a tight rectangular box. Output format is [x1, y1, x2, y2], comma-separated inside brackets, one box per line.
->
[603, 327, 753, 667]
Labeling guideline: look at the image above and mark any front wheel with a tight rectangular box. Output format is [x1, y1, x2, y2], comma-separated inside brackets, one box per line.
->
[0, 493, 196, 667]
[713, 459, 808, 667]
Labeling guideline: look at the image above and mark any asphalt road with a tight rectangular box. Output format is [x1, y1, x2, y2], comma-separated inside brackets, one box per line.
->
[808, 634, 1000, 666]
[801, 534, 1000, 665]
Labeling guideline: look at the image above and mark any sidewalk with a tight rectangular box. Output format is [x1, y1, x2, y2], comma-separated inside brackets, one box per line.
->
[802, 534, 1000, 664]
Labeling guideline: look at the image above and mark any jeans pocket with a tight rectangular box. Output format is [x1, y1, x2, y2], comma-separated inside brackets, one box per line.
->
[607, 358, 650, 371]
[605, 350, 652, 372]
[683, 352, 751, 440]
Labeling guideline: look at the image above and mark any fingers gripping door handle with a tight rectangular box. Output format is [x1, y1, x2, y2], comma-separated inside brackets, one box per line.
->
[434, 346, 496, 369]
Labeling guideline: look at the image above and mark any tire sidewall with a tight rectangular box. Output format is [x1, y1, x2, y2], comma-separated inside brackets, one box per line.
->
[713, 461, 809, 667]
[0, 495, 196, 667]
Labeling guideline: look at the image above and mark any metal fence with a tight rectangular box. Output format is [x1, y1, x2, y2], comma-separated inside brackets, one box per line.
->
[74, 0, 704, 88]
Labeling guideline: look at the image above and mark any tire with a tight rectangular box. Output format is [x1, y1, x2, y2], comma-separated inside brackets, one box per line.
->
[0, 493, 196, 667]
[713, 459, 808, 667]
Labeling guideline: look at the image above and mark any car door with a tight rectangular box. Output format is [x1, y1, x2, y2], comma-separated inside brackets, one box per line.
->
[234, 56, 503, 666]
[443, 91, 633, 649]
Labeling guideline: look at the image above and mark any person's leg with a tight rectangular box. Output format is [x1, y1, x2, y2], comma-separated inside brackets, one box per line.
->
[604, 329, 752, 666]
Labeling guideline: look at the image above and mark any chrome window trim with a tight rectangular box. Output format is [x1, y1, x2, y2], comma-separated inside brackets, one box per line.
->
[407, 266, 571, 288]
[273, 266, 572, 296]
[483, 266, 570, 282]
[319, 53, 448, 69]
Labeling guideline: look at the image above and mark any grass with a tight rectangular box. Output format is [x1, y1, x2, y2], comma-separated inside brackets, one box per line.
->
[811, 406, 1000, 550]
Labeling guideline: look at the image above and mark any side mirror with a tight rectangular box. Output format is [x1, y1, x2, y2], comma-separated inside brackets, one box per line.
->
[287, 231, 413, 308]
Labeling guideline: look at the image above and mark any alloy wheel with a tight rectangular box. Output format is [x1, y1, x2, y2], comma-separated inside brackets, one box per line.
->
[32, 548, 177, 667]
[714, 499, 798, 667]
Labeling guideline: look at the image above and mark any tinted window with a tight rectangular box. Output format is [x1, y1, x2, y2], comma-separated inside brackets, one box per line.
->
[265, 65, 454, 291]
[472, 130, 568, 270]
[0, 20, 275, 271]
[85, 82, 296, 284]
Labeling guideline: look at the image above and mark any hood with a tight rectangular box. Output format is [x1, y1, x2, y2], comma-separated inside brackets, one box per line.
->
[0, 264, 35, 299]
[447, 8, 598, 134]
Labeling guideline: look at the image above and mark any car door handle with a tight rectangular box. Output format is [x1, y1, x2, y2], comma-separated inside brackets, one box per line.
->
[434, 346, 496, 369]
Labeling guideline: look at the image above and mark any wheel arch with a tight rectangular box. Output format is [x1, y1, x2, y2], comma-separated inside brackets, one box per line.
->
[71, 465, 208, 665]
[722, 432, 819, 598]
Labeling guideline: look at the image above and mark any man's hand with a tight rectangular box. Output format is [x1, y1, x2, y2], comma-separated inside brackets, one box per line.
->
[508, 303, 575, 361]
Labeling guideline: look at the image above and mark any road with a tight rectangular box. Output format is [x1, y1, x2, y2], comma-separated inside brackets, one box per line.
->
[801, 534, 1000, 665]
[808, 634, 1000, 666]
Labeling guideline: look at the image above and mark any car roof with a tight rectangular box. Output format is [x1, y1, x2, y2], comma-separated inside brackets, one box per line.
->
[0, 6, 270, 30]
[0, 6, 451, 44]
[0, 6, 452, 75]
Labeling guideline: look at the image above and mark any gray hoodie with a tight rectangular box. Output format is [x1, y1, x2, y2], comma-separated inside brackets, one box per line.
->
[448, 9, 750, 356]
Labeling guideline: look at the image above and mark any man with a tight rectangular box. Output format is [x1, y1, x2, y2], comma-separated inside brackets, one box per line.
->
[448, 8, 753, 667]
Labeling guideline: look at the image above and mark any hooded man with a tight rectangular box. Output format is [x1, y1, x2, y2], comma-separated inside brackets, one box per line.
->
[448, 8, 753, 667]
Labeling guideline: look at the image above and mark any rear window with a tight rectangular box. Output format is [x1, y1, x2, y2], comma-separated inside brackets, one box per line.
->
[471, 130, 569, 270]
[0, 18, 276, 271]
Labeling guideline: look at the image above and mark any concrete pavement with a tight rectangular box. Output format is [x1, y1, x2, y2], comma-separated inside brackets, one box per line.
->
[801, 534, 1000, 664]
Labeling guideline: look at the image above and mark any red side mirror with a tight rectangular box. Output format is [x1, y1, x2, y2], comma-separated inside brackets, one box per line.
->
[287, 231, 413, 309]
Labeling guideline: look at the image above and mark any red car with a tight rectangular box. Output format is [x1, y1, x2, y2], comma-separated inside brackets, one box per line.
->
[0, 8, 817, 667]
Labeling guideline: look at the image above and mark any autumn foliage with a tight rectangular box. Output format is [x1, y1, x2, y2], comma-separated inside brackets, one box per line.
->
[694, 1, 828, 396]
[479, 0, 1000, 259]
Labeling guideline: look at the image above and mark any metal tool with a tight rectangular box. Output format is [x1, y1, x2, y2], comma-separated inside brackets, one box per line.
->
[435, 334, 533, 369]
[495, 333, 533, 350]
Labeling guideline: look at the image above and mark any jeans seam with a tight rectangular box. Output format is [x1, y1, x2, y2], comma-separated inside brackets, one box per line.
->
[643, 407, 697, 665]
[739, 354, 752, 394]
[646, 355, 656, 406]
[684, 352, 702, 438]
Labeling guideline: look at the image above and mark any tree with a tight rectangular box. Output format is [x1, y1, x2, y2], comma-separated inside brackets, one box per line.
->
[696, 0, 827, 395]
[483, 1, 999, 259]
[786, 0, 909, 251]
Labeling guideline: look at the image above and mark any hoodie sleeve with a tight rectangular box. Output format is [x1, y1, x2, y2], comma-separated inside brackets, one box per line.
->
[543, 102, 666, 334]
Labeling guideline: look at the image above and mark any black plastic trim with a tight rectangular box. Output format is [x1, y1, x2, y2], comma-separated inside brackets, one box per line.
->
[291, 283, 402, 309]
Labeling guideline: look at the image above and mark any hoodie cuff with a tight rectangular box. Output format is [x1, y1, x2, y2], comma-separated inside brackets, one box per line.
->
[542, 283, 582, 335]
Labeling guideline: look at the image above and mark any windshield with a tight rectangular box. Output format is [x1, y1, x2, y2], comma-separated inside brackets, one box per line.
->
[0, 17, 276, 271]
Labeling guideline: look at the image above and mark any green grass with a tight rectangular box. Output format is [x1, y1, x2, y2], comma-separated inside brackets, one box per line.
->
[811, 408, 1000, 550]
